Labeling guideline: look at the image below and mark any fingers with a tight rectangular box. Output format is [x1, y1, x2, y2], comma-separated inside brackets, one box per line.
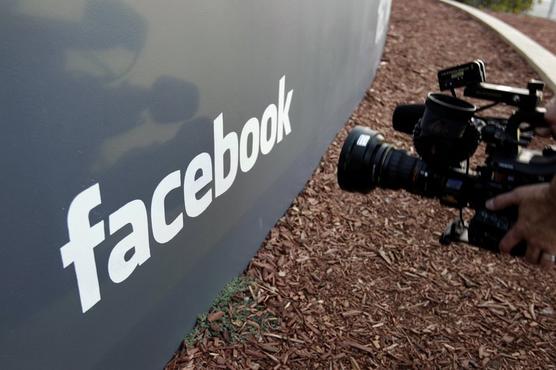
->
[499, 225, 523, 254]
[524, 244, 542, 265]
[486, 189, 522, 211]
[539, 252, 555, 268]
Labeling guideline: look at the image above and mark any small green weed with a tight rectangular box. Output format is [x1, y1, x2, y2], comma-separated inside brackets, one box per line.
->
[211, 276, 251, 310]
[184, 276, 278, 347]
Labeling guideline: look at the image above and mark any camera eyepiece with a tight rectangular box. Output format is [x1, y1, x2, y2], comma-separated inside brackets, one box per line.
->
[420, 93, 476, 139]
[413, 93, 480, 166]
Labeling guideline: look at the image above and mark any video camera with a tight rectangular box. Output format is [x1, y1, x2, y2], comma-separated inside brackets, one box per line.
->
[337, 60, 556, 256]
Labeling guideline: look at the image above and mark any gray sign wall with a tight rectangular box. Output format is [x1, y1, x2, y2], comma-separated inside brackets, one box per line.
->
[0, 1, 390, 369]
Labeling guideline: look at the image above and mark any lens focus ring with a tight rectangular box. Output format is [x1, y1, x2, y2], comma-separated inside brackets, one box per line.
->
[338, 127, 390, 193]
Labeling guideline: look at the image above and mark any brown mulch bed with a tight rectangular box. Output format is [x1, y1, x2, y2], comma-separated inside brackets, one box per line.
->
[487, 10, 556, 55]
[166, 0, 556, 368]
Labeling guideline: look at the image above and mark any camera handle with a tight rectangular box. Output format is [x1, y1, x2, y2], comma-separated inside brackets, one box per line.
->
[440, 208, 526, 256]
[486, 107, 548, 158]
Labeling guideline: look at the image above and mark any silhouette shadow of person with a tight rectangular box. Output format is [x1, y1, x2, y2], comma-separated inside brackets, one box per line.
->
[0, 0, 212, 333]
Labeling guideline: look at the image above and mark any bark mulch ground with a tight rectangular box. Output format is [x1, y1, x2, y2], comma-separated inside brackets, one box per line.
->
[488, 10, 556, 55]
[166, 0, 556, 368]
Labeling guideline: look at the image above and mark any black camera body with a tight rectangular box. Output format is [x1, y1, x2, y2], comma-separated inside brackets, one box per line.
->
[338, 61, 556, 256]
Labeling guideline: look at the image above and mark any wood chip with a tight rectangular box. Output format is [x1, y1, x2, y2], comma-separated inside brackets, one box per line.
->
[207, 311, 225, 322]
[343, 340, 374, 354]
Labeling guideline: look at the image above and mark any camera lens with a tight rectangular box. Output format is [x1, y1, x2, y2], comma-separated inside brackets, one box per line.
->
[337, 126, 430, 195]
[337, 127, 387, 193]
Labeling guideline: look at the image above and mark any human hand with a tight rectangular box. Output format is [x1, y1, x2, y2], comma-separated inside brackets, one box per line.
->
[486, 179, 556, 267]
[536, 97, 556, 138]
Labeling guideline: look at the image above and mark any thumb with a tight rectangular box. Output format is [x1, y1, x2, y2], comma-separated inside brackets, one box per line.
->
[535, 127, 552, 137]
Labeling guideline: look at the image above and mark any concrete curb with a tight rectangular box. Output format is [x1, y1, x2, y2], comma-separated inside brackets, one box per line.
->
[439, 0, 556, 93]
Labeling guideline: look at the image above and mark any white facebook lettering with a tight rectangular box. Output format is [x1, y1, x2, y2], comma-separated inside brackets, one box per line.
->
[60, 76, 294, 313]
